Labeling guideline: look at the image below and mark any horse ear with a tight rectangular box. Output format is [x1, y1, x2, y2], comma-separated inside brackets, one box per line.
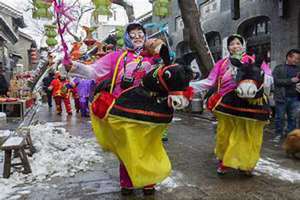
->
[175, 57, 185, 65]
[230, 57, 243, 68]
[159, 44, 171, 66]
[254, 55, 264, 68]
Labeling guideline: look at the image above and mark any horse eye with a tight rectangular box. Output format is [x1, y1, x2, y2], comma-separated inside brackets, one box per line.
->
[164, 70, 171, 79]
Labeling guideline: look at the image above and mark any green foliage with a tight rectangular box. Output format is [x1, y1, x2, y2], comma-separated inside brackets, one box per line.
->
[34, 0, 52, 9]
[46, 38, 58, 46]
[117, 39, 124, 47]
[94, 6, 111, 16]
[44, 24, 58, 47]
[153, 0, 170, 17]
[92, 0, 111, 17]
[115, 26, 124, 48]
[32, 0, 53, 19]
[92, 0, 111, 7]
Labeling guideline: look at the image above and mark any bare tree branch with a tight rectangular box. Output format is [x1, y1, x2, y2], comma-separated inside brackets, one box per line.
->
[111, 0, 135, 22]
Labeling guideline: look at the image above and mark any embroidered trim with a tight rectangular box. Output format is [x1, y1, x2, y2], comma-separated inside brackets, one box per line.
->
[113, 105, 172, 118]
[219, 103, 269, 114]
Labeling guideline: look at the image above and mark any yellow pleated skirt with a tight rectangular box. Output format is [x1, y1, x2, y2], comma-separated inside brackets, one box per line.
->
[214, 111, 268, 171]
[90, 112, 171, 188]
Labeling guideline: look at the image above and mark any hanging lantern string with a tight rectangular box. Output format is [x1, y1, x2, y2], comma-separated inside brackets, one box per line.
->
[52, 0, 75, 66]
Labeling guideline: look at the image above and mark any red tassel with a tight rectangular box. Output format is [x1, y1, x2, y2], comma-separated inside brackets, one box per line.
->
[92, 92, 115, 119]
[183, 86, 194, 101]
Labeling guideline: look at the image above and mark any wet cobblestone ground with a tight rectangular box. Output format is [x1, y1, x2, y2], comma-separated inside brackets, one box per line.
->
[4, 103, 300, 200]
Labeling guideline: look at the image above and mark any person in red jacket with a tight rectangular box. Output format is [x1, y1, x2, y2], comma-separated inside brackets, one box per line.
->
[71, 78, 80, 113]
[60, 75, 73, 115]
[48, 72, 63, 115]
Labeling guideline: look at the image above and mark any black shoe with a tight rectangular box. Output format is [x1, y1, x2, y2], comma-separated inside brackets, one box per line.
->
[239, 170, 254, 177]
[162, 137, 168, 142]
[57, 112, 62, 115]
[143, 187, 155, 195]
[121, 188, 133, 196]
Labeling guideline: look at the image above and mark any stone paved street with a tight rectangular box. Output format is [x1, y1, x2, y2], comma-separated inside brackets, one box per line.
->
[2, 103, 299, 200]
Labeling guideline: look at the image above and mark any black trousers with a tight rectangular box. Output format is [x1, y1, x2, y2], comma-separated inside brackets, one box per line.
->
[47, 91, 52, 107]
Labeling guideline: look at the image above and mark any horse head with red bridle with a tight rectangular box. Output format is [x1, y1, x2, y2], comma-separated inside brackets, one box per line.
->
[106, 44, 194, 123]
[215, 57, 271, 121]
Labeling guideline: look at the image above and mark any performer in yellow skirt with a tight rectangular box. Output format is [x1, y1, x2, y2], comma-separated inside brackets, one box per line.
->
[90, 52, 192, 193]
[71, 22, 193, 195]
[190, 34, 273, 175]
[91, 114, 171, 188]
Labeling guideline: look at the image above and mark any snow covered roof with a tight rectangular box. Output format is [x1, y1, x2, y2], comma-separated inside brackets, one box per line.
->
[0, 2, 22, 18]
[0, 2, 26, 28]
[136, 11, 152, 23]
[19, 30, 34, 42]
[0, 16, 18, 43]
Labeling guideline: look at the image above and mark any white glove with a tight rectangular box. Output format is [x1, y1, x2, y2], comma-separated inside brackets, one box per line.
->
[296, 82, 300, 93]
[264, 74, 273, 96]
[168, 95, 190, 110]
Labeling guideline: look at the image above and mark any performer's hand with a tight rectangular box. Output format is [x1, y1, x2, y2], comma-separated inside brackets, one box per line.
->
[291, 76, 300, 83]
[296, 82, 300, 93]
[144, 38, 165, 56]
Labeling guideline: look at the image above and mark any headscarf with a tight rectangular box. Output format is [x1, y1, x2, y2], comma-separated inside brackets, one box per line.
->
[124, 22, 146, 53]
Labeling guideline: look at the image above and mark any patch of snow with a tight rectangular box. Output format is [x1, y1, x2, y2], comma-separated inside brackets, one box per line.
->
[172, 117, 182, 122]
[272, 135, 281, 143]
[1, 137, 23, 147]
[193, 117, 202, 120]
[157, 170, 196, 191]
[0, 130, 12, 142]
[46, 122, 67, 127]
[16, 190, 31, 195]
[255, 158, 300, 183]
[0, 122, 103, 200]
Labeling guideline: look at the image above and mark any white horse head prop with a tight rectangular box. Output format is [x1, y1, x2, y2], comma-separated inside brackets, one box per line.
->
[230, 57, 264, 99]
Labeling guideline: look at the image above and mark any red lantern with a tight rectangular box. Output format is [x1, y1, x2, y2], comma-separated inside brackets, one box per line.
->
[30, 49, 38, 64]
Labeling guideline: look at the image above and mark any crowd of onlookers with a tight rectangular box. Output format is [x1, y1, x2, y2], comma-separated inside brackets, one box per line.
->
[272, 48, 300, 139]
[42, 70, 95, 117]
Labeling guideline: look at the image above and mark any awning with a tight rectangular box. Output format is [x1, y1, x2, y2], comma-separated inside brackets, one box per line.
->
[11, 52, 22, 59]
[0, 16, 18, 44]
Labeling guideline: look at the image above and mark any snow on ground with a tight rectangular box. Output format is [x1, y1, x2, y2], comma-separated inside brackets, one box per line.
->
[172, 117, 182, 122]
[255, 157, 300, 183]
[0, 122, 104, 200]
[157, 170, 197, 192]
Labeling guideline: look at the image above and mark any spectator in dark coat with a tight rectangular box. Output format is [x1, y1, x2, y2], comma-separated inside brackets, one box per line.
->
[0, 68, 9, 96]
[273, 48, 300, 138]
[42, 70, 55, 108]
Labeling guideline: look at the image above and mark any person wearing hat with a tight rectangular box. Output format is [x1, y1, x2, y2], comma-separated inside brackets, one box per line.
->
[68, 22, 166, 195]
[190, 34, 273, 176]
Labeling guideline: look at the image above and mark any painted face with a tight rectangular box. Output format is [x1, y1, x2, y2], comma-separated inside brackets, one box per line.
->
[129, 28, 145, 49]
[287, 53, 300, 66]
[228, 38, 243, 55]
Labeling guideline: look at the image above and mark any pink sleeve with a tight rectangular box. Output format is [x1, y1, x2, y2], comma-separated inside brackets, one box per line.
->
[72, 51, 120, 80]
[190, 59, 223, 92]
[261, 61, 272, 76]
[90, 51, 120, 79]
